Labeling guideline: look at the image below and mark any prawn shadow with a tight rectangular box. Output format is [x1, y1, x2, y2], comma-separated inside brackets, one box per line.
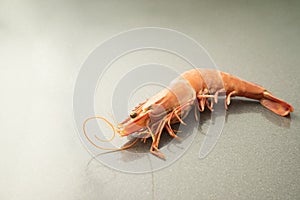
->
[86, 107, 212, 165]
[86, 98, 291, 166]
[227, 98, 291, 128]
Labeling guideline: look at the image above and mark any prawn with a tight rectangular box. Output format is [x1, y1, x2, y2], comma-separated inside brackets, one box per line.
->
[84, 68, 294, 159]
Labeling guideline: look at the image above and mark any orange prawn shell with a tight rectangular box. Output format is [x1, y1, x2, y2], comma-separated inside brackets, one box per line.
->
[117, 76, 196, 136]
[117, 68, 294, 138]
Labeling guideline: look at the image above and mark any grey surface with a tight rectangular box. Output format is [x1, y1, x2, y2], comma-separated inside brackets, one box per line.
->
[0, 0, 300, 200]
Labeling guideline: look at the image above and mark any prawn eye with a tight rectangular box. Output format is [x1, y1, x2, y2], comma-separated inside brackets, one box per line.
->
[130, 112, 137, 118]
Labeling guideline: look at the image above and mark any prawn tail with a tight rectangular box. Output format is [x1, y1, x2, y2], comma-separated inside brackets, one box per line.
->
[260, 91, 294, 116]
[221, 71, 294, 117]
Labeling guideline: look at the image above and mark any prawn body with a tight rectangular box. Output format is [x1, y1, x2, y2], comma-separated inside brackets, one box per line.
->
[86, 69, 294, 159]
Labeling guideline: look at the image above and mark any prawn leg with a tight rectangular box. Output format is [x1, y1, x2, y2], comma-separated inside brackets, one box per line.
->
[150, 132, 166, 160]
[197, 91, 220, 111]
[165, 125, 178, 138]
[225, 91, 237, 109]
[150, 100, 194, 159]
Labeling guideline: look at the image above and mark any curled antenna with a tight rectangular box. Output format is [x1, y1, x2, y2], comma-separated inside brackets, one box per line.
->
[82, 116, 139, 151]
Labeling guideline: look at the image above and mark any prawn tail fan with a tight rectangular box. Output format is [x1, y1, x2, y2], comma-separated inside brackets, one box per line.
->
[260, 91, 294, 116]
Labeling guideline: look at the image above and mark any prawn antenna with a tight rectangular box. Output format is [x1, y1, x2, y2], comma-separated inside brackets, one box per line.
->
[82, 116, 139, 151]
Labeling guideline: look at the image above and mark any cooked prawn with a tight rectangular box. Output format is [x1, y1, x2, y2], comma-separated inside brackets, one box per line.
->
[84, 68, 294, 159]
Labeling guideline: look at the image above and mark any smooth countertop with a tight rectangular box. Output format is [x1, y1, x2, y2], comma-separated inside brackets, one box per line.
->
[1, 1, 299, 199]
